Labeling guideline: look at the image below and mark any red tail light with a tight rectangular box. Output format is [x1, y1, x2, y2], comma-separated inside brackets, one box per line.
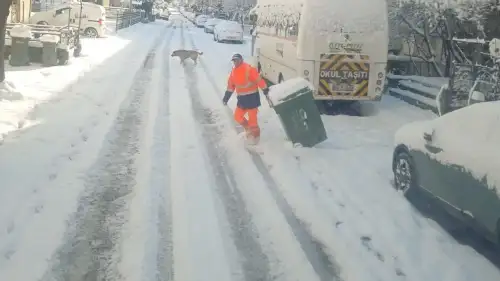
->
[98, 19, 103, 25]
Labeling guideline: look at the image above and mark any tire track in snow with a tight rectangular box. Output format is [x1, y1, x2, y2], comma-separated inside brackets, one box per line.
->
[184, 26, 342, 281]
[39, 29, 168, 281]
[151, 21, 175, 281]
[180, 24, 272, 281]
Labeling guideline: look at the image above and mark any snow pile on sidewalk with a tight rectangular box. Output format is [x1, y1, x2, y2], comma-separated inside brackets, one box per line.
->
[0, 81, 22, 101]
[0, 24, 146, 139]
[0, 81, 28, 140]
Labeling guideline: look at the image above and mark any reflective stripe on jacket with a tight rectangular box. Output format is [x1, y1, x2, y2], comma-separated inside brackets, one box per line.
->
[227, 62, 267, 95]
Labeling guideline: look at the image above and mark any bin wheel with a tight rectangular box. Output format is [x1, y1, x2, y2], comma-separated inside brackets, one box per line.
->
[278, 73, 284, 83]
[58, 50, 69, 65]
[315, 101, 327, 115]
[4, 46, 10, 59]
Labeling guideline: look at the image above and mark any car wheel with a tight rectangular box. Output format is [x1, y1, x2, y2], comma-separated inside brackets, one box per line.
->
[213, 34, 216, 41]
[37, 21, 49, 25]
[84, 27, 99, 38]
[393, 149, 417, 196]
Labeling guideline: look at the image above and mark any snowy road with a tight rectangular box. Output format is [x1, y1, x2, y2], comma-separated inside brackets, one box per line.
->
[1, 15, 500, 281]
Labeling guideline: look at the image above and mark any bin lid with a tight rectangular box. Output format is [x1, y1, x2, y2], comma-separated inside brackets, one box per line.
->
[269, 77, 314, 105]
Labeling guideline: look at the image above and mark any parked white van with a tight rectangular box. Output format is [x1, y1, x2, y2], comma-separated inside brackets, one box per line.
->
[253, 0, 388, 112]
[29, 1, 106, 38]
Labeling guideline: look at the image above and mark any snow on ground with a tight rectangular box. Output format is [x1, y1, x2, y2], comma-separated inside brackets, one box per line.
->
[187, 21, 500, 281]
[0, 23, 151, 140]
[1, 13, 500, 281]
[0, 21, 169, 280]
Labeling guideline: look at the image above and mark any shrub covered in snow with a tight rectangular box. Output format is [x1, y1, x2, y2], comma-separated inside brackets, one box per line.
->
[390, 0, 494, 77]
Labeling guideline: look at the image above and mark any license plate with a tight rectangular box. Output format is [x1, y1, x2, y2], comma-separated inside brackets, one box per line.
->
[331, 83, 355, 92]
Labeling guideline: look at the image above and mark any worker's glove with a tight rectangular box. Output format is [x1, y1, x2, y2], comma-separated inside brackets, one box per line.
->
[222, 91, 232, 105]
[262, 88, 269, 96]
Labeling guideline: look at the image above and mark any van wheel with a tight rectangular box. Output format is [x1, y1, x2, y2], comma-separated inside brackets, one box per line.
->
[84, 27, 99, 38]
[278, 73, 284, 83]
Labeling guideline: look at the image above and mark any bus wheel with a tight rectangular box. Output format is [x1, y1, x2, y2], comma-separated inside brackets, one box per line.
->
[315, 101, 327, 114]
[278, 73, 284, 83]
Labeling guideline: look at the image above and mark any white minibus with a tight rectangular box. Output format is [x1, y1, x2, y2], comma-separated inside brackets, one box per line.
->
[253, 0, 388, 112]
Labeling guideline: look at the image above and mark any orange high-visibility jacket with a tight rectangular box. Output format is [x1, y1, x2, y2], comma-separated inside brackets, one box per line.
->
[225, 62, 267, 109]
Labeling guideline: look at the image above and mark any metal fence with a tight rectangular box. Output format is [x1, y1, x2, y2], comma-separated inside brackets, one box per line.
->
[31, 0, 66, 12]
[105, 7, 122, 19]
[115, 9, 144, 31]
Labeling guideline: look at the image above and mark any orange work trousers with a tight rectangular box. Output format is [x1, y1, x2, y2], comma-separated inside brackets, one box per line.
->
[234, 106, 260, 138]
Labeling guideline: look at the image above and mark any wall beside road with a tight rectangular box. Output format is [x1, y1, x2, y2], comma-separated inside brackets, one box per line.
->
[7, 0, 31, 23]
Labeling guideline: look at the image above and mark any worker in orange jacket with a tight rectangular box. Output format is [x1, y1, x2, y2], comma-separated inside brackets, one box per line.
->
[223, 53, 269, 142]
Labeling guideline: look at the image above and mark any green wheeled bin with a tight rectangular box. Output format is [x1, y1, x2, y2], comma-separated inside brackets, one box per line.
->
[40, 35, 59, 66]
[270, 78, 328, 147]
[9, 37, 30, 66]
[9, 25, 32, 66]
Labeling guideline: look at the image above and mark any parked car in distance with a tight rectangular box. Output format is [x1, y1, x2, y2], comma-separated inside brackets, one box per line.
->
[158, 9, 170, 20]
[392, 101, 500, 245]
[204, 18, 221, 33]
[195, 15, 210, 27]
[29, 2, 106, 38]
[213, 21, 244, 44]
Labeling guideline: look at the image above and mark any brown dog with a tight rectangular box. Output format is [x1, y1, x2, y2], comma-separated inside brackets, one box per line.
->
[171, 49, 203, 65]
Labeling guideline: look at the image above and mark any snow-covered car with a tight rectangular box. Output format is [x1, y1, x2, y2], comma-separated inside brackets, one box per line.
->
[195, 15, 210, 27]
[158, 9, 170, 20]
[152, 8, 161, 18]
[168, 7, 179, 15]
[213, 21, 244, 44]
[392, 101, 500, 244]
[203, 18, 221, 33]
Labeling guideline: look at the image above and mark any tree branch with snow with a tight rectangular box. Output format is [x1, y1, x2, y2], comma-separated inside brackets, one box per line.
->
[394, 0, 491, 76]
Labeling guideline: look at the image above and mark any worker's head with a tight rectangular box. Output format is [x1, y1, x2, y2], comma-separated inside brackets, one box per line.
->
[231, 53, 243, 67]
